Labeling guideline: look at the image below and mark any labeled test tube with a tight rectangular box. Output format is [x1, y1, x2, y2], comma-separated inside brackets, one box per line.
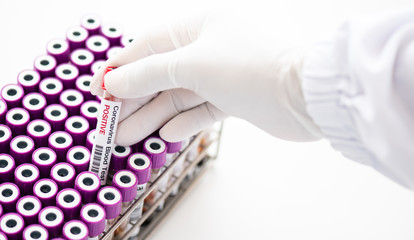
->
[22, 224, 48, 240]
[14, 164, 40, 196]
[16, 196, 41, 225]
[97, 186, 122, 230]
[86, 35, 110, 60]
[17, 70, 41, 93]
[66, 26, 89, 50]
[59, 89, 84, 116]
[39, 78, 63, 104]
[0, 154, 14, 182]
[10, 136, 35, 165]
[0, 125, 12, 153]
[34, 55, 57, 78]
[27, 120, 51, 148]
[80, 203, 106, 240]
[0, 213, 24, 240]
[48, 131, 73, 161]
[66, 146, 91, 174]
[6, 108, 30, 137]
[38, 206, 64, 238]
[80, 100, 100, 128]
[46, 39, 70, 64]
[0, 183, 20, 213]
[76, 75, 93, 101]
[56, 188, 82, 221]
[86, 130, 96, 151]
[51, 163, 76, 190]
[74, 171, 100, 204]
[63, 220, 89, 240]
[32, 147, 57, 178]
[64, 116, 89, 146]
[101, 23, 123, 46]
[81, 14, 101, 35]
[33, 179, 58, 207]
[1, 84, 24, 109]
[43, 104, 68, 132]
[0, 99, 7, 123]
[110, 146, 132, 173]
[70, 49, 94, 75]
[55, 63, 80, 89]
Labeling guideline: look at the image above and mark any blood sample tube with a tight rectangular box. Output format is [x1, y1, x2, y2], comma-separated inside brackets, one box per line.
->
[66, 146, 90, 174]
[55, 63, 79, 89]
[0, 99, 7, 123]
[46, 39, 70, 64]
[76, 75, 94, 101]
[17, 70, 40, 93]
[0, 154, 14, 183]
[39, 78, 64, 104]
[66, 26, 89, 50]
[106, 46, 123, 59]
[16, 196, 41, 225]
[6, 108, 30, 137]
[10, 135, 34, 165]
[48, 131, 73, 161]
[97, 186, 122, 229]
[43, 104, 68, 132]
[33, 55, 57, 78]
[90, 60, 105, 76]
[56, 189, 82, 221]
[143, 137, 167, 179]
[113, 170, 138, 211]
[22, 224, 48, 240]
[0, 231, 6, 240]
[101, 23, 123, 46]
[80, 203, 105, 240]
[86, 35, 110, 60]
[0, 125, 12, 153]
[50, 163, 76, 190]
[120, 35, 134, 48]
[32, 148, 57, 178]
[80, 100, 99, 128]
[110, 146, 132, 173]
[59, 89, 84, 115]
[1, 84, 24, 109]
[22, 93, 46, 120]
[64, 116, 89, 146]
[62, 220, 89, 240]
[14, 164, 40, 196]
[0, 213, 24, 240]
[80, 14, 101, 36]
[33, 179, 58, 207]
[38, 206, 64, 238]
[70, 49, 94, 75]
[0, 183, 20, 213]
[74, 171, 100, 204]
[27, 120, 51, 148]
[86, 129, 95, 151]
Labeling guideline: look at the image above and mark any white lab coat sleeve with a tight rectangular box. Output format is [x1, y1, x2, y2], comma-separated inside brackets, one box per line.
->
[301, 8, 414, 190]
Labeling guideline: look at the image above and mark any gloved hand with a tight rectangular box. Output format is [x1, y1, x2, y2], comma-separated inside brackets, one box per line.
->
[90, 12, 322, 146]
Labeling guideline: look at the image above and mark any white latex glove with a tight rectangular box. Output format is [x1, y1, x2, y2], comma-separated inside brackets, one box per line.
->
[90, 12, 322, 146]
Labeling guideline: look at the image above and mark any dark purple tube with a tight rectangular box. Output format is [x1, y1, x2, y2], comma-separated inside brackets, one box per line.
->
[10, 136, 34, 165]
[59, 89, 84, 116]
[80, 100, 99, 129]
[16, 196, 41, 225]
[48, 131, 73, 162]
[0, 154, 15, 183]
[27, 120, 51, 148]
[22, 224, 48, 240]
[50, 163, 76, 190]
[0, 213, 24, 240]
[76, 75, 94, 101]
[62, 220, 88, 240]
[165, 140, 183, 154]
[1, 84, 24, 109]
[80, 203, 105, 238]
[38, 206, 64, 238]
[127, 153, 152, 185]
[39, 78, 63, 104]
[86, 130, 95, 151]
[110, 146, 132, 172]
[43, 105, 68, 132]
[106, 46, 123, 59]
[33, 179, 58, 207]
[0, 99, 7, 124]
[143, 137, 167, 169]
[90, 60, 105, 75]
[32, 148, 57, 178]
[70, 49, 94, 75]
[55, 64, 79, 89]
[121, 35, 134, 47]
[66, 26, 89, 50]
[80, 14, 101, 36]
[46, 39, 70, 64]
[74, 172, 100, 204]
[56, 189, 82, 221]
[6, 108, 30, 137]
[86, 35, 110, 60]
[22, 93, 46, 120]
[0, 183, 20, 213]
[66, 146, 90, 174]
[0, 125, 12, 153]
[113, 170, 138, 203]
[64, 116, 89, 146]
[17, 70, 40, 93]
[33, 55, 57, 79]
[97, 186, 122, 220]
[101, 23, 123, 46]
[14, 164, 40, 196]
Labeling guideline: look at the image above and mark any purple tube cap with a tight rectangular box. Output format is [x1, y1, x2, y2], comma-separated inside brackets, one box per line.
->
[33, 179, 58, 206]
[165, 140, 183, 154]
[80, 203, 106, 238]
[0, 213, 24, 238]
[143, 137, 167, 169]
[97, 186, 122, 219]
[63, 220, 89, 240]
[127, 153, 152, 185]
[22, 224, 48, 240]
[16, 196, 41, 221]
[66, 146, 90, 173]
[14, 163, 40, 185]
[0, 154, 15, 181]
[74, 171, 100, 204]
[38, 206, 64, 231]
[113, 170, 138, 202]
[56, 188, 82, 219]
[51, 163, 75, 188]
[0, 183, 20, 212]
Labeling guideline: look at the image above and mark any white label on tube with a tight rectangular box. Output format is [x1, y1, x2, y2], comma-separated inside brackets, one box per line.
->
[129, 184, 147, 222]
[89, 98, 122, 185]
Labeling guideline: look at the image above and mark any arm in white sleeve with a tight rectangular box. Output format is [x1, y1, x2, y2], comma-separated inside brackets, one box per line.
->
[302, 8, 414, 189]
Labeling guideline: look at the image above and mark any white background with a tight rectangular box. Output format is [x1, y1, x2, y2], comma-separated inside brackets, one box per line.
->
[1, 0, 414, 239]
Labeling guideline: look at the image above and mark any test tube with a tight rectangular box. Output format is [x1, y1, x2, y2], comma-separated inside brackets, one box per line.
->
[74, 171, 100, 204]
[50, 163, 76, 190]
[64, 116, 89, 146]
[110, 146, 132, 173]
[0, 154, 14, 183]
[17, 70, 40, 93]
[90, 60, 105, 76]
[32, 147, 57, 178]
[0, 183, 20, 213]
[1, 84, 24, 109]
[80, 203, 106, 240]
[16, 196, 41, 225]
[48, 131, 73, 161]
[81, 14, 101, 35]
[14, 164, 40, 196]
[38, 206, 64, 238]
[59, 89, 84, 115]
[143, 137, 167, 179]
[101, 23, 123, 46]
[66, 146, 91, 174]
[55, 63, 80, 89]
[70, 49, 94, 75]
[39, 78, 63, 104]
[27, 120, 51, 147]
[6, 108, 30, 136]
[56, 188, 82, 221]
[62, 220, 89, 240]
[97, 186, 122, 231]
[86, 35, 110, 60]
[66, 26, 89, 50]
[33, 55, 57, 78]
[0, 213, 24, 240]
[76, 75, 94, 101]
[0, 125, 12, 153]
[43, 104, 68, 132]
[106, 46, 123, 59]
[86, 130, 96, 151]
[22, 224, 48, 240]
[120, 36, 134, 48]
[0, 99, 7, 123]
[80, 100, 100, 129]
[46, 39, 70, 64]
[10, 135, 35, 165]
[33, 179, 58, 207]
